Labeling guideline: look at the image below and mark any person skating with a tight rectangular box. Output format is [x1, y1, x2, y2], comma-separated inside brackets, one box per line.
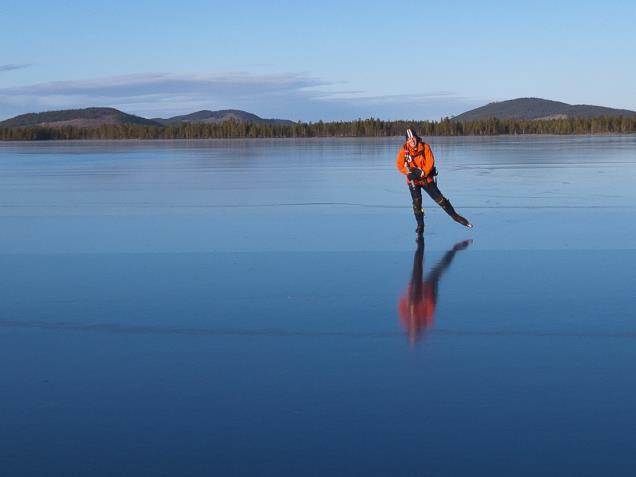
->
[396, 128, 473, 235]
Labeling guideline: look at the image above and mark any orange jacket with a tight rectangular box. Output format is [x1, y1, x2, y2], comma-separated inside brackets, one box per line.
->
[396, 141, 435, 185]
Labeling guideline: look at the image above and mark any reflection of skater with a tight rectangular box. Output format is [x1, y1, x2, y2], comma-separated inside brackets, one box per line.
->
[396, 128, 473, 235]
[398, 238, 472, 344]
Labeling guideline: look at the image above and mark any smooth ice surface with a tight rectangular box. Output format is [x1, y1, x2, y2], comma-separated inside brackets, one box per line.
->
[1, 136, 636, 476]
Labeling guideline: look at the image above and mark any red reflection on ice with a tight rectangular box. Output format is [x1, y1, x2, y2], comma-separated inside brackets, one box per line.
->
[399, 238, 472, 345]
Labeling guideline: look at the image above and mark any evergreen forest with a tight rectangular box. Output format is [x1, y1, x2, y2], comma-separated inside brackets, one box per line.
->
[1, 116, 635, 140]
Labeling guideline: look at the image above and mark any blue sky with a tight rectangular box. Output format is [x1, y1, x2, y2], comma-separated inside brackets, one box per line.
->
[1, 0, 634, 121]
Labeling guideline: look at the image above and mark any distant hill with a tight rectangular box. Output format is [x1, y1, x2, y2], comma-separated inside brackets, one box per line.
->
[153, 109, 294, 126]
[454, 98, 636, 121]
[0, 107, 162, 128]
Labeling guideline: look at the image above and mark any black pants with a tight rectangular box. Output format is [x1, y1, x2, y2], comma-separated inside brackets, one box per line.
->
[408, 181, 460, 228]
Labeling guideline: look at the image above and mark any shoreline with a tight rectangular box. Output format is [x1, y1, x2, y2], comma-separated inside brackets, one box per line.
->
[1, 132, 635, 143]
[2, 116, 635, 141]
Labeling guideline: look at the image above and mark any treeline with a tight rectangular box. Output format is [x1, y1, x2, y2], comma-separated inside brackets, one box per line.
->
[1, 116, 635, 140]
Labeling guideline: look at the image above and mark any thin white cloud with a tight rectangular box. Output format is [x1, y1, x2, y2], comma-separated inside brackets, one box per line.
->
[0, 71, 479, 121]
[2, 72, 327, 97]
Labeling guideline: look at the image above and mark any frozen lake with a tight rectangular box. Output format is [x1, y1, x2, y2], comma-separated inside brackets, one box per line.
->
[1, 136, 636, 476]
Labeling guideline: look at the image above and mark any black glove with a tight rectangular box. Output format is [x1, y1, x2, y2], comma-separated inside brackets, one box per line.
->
[407, 168, 424, 181]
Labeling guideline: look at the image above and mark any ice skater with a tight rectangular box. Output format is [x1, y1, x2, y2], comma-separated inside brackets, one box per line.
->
[396, 127, 473, 235]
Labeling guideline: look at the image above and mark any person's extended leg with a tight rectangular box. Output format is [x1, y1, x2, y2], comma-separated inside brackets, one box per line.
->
[422, 182, 473, 228]
[408, 183, 425, 235]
